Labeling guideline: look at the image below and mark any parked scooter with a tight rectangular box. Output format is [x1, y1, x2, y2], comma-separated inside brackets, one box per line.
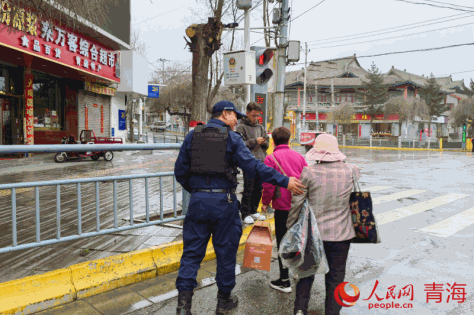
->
[54, 135, 77, 163]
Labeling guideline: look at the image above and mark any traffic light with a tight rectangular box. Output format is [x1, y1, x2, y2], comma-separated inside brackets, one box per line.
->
[254, 47, 275, 86]
[463, 123, 466, 130]
[251, 46, 276, 128]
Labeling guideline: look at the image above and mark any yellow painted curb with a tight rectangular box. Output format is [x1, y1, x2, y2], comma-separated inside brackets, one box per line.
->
[70, 248, 157, 300]
[0, 216, 278, 314]
[152, 241, 184, 276]
[0, 268, 75, 315]
[339, 145, 469, 152]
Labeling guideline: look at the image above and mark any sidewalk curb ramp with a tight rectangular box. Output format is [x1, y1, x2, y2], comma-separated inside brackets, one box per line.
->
[0, 217, 276, 315]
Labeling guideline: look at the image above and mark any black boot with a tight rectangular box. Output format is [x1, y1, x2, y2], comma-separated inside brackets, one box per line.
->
[216, 289, 238, 314]
[176, 291, 193, 315]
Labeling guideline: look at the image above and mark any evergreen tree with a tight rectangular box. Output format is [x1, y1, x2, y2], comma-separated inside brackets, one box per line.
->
[418, 74, 448, 138]
[461, 78, 474, 98]
[356, 62, 389, 133]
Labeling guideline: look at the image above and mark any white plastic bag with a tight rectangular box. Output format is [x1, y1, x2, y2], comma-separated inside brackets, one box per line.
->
[279, 200, 329, 277]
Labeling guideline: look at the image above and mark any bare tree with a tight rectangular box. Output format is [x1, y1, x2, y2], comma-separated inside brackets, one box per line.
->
[1, 0, 119, 33]
[149, 61, 192, 85]
[262, 0, 278, 47]
[148, 74, 193, 116]
[384, 97, 429, 137]
[450, 99, 474, 137]
[327, 103, 355, 135]
[183, 0, 247, 122]
[130, 27, 148, 56]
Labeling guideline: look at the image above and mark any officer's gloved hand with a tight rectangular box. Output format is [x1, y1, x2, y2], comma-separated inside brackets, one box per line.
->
[287, 177, 305, 195]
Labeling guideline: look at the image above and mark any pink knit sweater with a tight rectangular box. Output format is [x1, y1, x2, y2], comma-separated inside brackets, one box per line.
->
[261, 145, 308, 210]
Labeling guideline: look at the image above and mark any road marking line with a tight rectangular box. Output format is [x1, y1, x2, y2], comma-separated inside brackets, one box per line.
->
[372, 189, 425, 205]
[376, 193, 468, 225]
[418, 207, 474, 237]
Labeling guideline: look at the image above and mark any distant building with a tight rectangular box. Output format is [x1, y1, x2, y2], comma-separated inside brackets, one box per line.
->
[285, 54, 466, 140]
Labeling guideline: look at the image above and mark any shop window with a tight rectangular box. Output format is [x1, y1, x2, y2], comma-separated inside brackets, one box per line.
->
[0, 69, 7, 93]
[33, 72, 63, 131]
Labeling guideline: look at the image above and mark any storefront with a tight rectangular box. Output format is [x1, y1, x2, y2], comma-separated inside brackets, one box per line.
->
[0, 2, 120, 146]
[298, 112, 400, 138]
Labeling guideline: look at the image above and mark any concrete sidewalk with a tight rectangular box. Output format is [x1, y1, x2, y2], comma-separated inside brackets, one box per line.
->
[30, 240, 327, 315]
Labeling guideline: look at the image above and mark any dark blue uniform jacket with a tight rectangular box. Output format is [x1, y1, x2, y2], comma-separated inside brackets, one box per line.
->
[174, 119, 289, 192]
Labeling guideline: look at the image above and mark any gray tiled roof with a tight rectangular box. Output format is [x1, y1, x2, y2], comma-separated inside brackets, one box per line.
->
[285, 59, 467, 93]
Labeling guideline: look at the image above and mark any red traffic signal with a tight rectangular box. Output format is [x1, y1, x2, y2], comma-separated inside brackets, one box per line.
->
[256, 49, 274, 66]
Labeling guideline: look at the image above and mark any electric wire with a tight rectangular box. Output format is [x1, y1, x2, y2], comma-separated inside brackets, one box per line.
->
[134, 6, 185, 25]
[309, 20, 474, 49]
[290, 0, 327, 22]
[434, 69, 474, 77]
[356, 41, 474, 58]
[308, 12, 473, 45]
[393, 0, 474, 13]
[221, 0, 264, 40]
[421, 0, 474, 10]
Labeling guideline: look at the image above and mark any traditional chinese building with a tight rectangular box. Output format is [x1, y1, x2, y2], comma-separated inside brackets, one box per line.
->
[285, 54, 466, 140]
[0, 1, 131, 147]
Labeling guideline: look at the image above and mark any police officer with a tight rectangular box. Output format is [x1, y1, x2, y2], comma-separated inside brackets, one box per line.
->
[174, 100, 305, 315]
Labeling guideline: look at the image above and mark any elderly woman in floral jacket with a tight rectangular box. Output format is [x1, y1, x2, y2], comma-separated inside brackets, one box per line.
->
[288, 133, 360, 315]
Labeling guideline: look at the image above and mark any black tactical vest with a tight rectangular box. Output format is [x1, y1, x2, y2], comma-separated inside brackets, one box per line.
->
[189, 126, 238, 185]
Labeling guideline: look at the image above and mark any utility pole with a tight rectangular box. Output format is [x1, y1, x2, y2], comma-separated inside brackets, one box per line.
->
[315, 75, 319, 130]
[244, 8, 251, 112]
[302, 42, 308, 132]
[158, 58, 170, 84]
[331, 78, 335, 106]
[274, 0, 290, 130]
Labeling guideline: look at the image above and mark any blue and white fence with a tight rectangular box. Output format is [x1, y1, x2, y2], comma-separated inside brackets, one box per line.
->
[0, 143, 190, 254]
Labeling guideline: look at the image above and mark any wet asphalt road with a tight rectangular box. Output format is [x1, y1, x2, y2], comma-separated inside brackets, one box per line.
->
[125, 148, 474, 315]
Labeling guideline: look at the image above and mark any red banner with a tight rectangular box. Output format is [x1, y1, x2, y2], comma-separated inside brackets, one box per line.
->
[0, 2, 119, 82]
[300, 113, 400, 121]
[85, 107, 89, 130]
[301, 113, 327, 121]
[24, 69, 34, 144]
[350, 114, 400, 121]
[100, 105, 104, 133]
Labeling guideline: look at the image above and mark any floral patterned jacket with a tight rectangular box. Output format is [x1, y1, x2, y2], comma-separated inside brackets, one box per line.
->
[287, 162, 361, 242]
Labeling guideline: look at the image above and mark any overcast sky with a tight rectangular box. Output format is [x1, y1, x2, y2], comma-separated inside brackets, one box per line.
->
[131, 0, 474, 86]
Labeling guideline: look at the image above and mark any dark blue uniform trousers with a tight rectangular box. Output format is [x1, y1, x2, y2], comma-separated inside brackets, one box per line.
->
[176, 191, 243, 293]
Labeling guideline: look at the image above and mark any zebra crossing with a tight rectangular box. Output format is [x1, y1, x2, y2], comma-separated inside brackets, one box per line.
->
[418, 207, 474, 238]
[363, 186, 471, 238]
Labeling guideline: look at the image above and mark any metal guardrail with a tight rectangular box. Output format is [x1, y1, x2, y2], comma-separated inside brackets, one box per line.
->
[0, 143, 190, 254]
[334, 136, 442, 149]
[128, 133, 185, 143]
[153, 134, 184, 144]
[0, 143, 182, 153]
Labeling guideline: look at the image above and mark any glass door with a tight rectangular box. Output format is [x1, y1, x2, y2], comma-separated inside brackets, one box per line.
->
[1, 96, 12, 145]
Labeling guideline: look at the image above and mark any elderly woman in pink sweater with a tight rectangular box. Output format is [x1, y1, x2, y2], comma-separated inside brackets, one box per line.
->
[261, 127, 308, 294]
